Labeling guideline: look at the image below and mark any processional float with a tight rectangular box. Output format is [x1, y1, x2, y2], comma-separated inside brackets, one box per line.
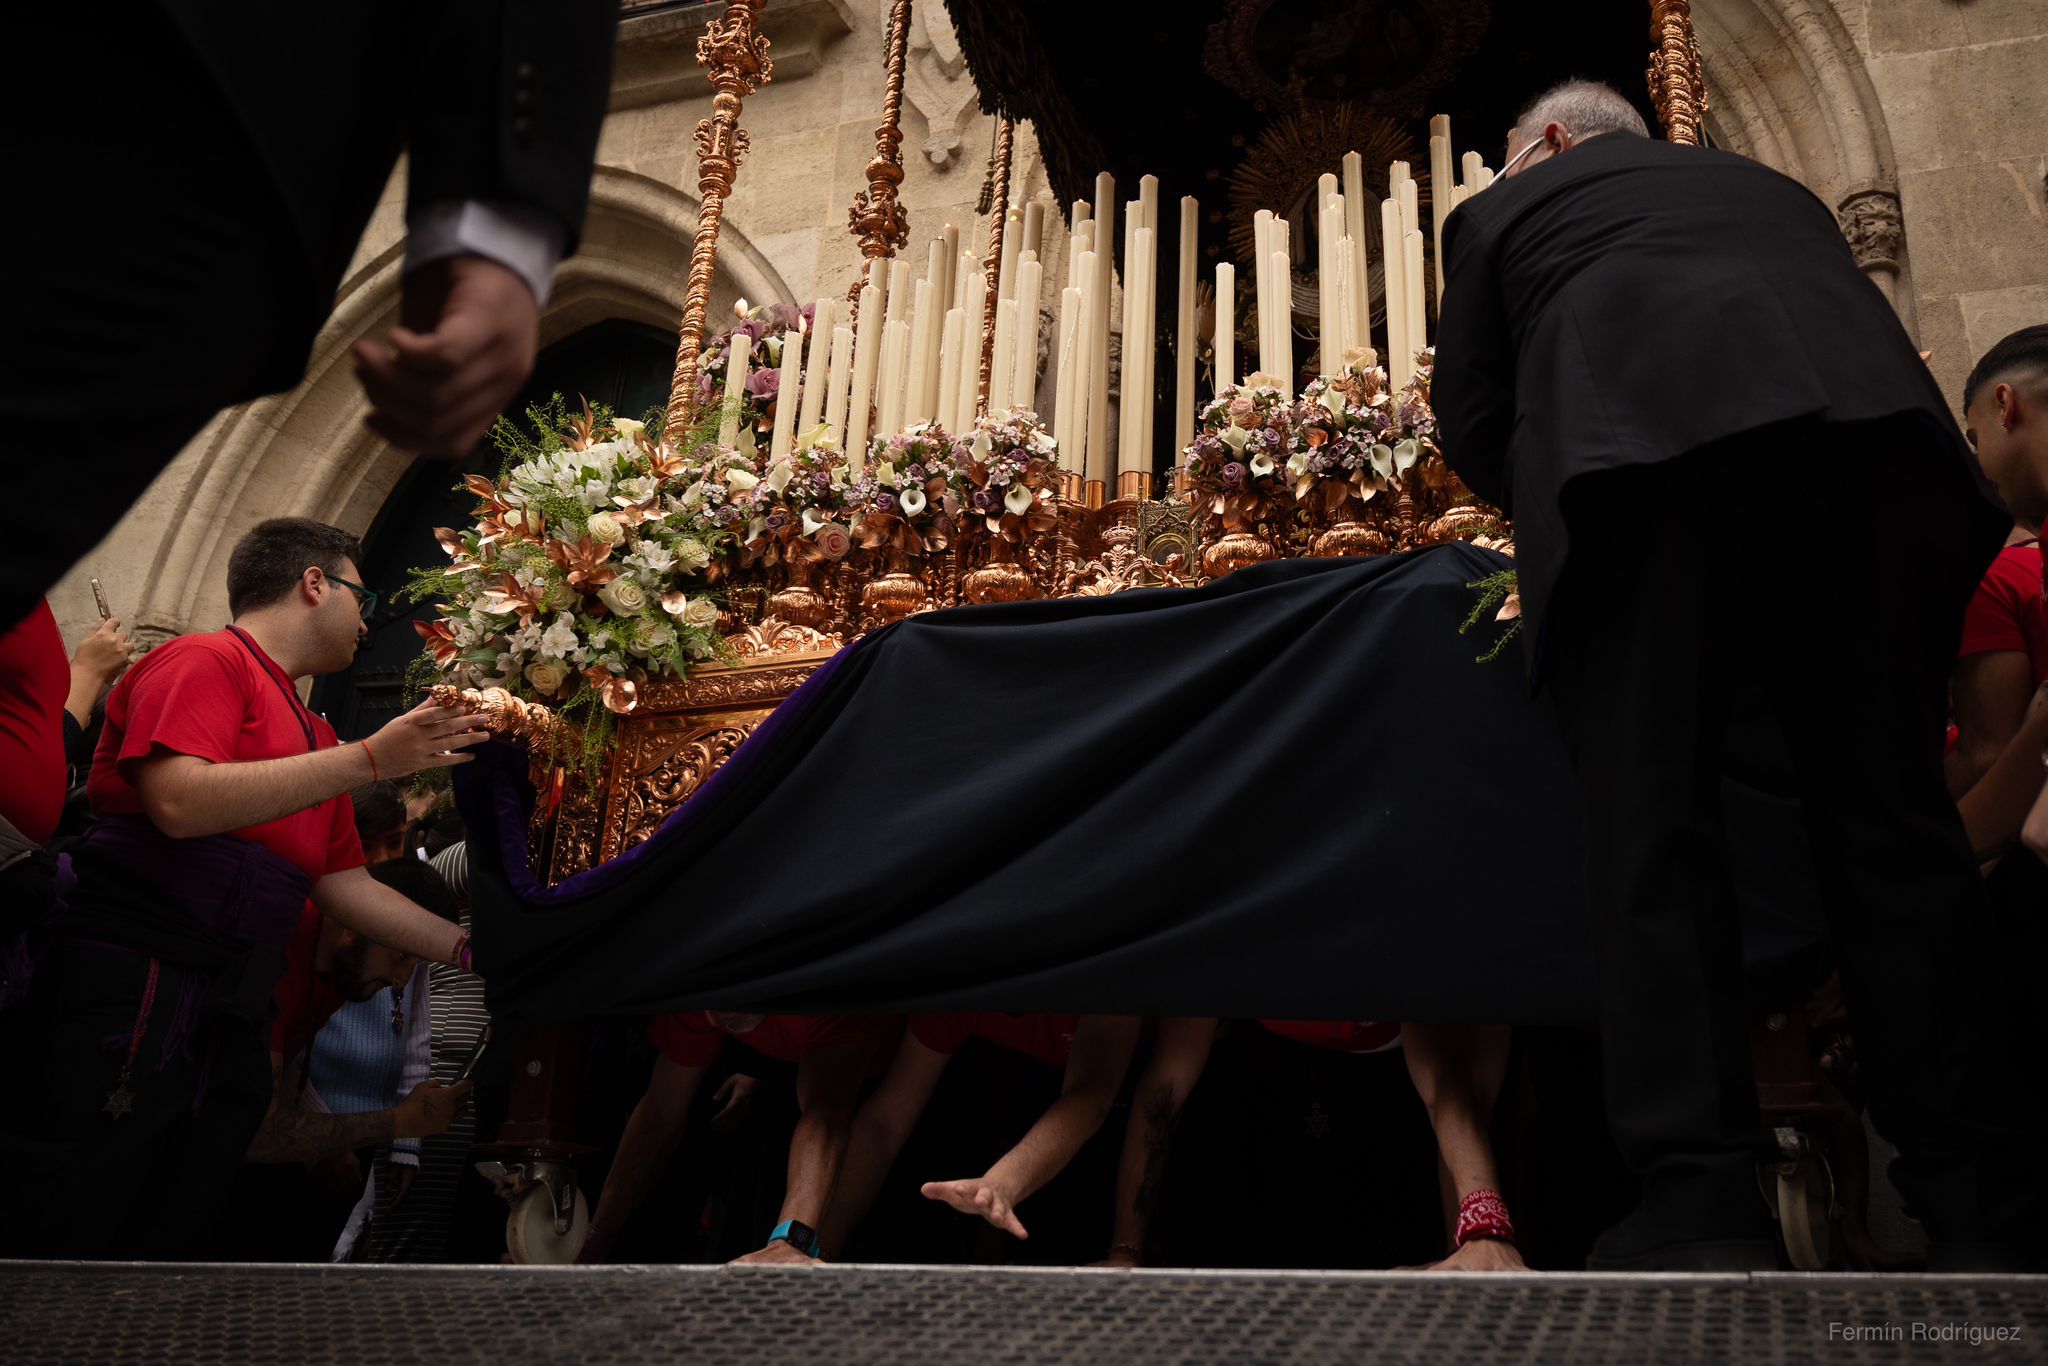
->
[434, 0, 1760, 1263]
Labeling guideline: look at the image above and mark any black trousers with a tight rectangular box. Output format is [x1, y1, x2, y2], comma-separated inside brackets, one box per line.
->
[0, 941, 274, 1258]
[1, 2, 314, 630]
[1541, 418, 2014, 1243]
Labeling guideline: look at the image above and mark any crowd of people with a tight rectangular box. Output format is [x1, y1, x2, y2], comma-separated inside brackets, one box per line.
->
[2, 48, 2047, 1275]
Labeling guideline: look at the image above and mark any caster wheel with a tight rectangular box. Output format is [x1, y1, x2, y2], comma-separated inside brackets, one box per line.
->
[1773, 1157, 1834, 1270]
[505, 1182, 588, 1264]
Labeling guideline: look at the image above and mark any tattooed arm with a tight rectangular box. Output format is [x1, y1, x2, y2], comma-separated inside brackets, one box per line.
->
[1095, 1018, 1218, 1267]
[246, 1051, 473, 1163]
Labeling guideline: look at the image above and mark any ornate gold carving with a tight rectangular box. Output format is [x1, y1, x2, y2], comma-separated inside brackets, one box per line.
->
[903, 2, 978, 167]
[666, 0, 774, 436]
[1647, 0, 1709, 148]
[1837, 188, 1904, 272]
[979, 117, 1016, 415]
[600, 715, 772, 861]
[848, 0, 914, 293]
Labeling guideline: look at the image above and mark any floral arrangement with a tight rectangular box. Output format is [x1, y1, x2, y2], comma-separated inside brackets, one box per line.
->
[717, 426, 856, 571]
[1289, 357, 1420, 521]
[1181, 374, 1297, 532]
[405, 398, 731, 744]
[850, 422, 963, 566]
[692, 301, 814, 441]
[959, 407, 1065, 549]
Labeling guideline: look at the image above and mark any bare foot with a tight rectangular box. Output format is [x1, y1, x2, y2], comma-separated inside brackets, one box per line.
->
[1087, 1248, 1142, 1269]
[1429, 1239, 1531, 1272]
[730, 1241, 824, 1267]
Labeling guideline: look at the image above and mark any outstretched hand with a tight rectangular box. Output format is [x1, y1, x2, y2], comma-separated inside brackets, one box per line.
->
[367, 700, 490, 778]
[920, 1177, 1028, 1239]
[353, 254, 538, 455]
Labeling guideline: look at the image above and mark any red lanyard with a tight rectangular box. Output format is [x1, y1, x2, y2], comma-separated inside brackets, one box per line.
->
[226, 627, 316, 753]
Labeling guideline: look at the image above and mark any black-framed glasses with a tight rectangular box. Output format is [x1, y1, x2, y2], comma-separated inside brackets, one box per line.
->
[325, 571, 380, 620]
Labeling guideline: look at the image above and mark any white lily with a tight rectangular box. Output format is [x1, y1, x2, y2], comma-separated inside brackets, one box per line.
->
[1319, 386, 1346, 421]
[725, 467, 761, 492]
[800, 507, 830, 536]
[1393, 439, 1421, 474]
[970, 429, 992, 461]
[876, 460, 898, 488]
[798, 422, 838, 452]
[1004, 483, 1035, 516]
[1286, 451, 1310, 480]
[1249, 451, 1276, 479]
[1370, 443, 1395, 479]
[1220, 425, 1250, 454]
[900, 486, 928, 517]
[764, 459, 794, 494]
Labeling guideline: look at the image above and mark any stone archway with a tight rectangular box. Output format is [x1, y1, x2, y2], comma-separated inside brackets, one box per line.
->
[1691, 0, 1917, 333]
[105, 166, 794, 645]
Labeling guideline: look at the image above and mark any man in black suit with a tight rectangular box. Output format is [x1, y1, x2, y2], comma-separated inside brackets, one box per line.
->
[1435, 80, 2023, 1268]
[3, 1, 620, 631]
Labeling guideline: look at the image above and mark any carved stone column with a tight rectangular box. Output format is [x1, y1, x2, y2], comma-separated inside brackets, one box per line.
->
[1837, 188, 1905, 309]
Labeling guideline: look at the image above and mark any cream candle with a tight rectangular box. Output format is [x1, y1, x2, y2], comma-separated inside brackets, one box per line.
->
[989, 296, 1017, 414]
[1174, 195, 1198, 460]
[1010, 255, 1043, 414]
[822, 323, 853, 444]
[1213, 260, 1235, 395]
[1052, 284, 1081, 458]
[717, 333, 749, 448]
[845, 282, 882, 467]
[769, 329, 802, 460]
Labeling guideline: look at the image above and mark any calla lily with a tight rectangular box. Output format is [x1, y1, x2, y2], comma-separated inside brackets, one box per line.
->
[725, 467, 761, 492]
[876, 461, 898, 488]
[1319, 386, 1346, 421]
[1341, 346, 1379, 373]
[764, 459, 794, 494]
[1220, 425, 1250, 454]
[800, 507, 830, 536]
[1249, 452, 1276, 479]
[765, 336, 783, 364]
[900, 486, 928, 516]
[679, 480, 707, 507]
[1004, 483, 1035, 516]
[798, 422, 837, 452]
[1393, 439, 1421, 473]
[970, 429, 992, 461]
[738, 427, 759, 456]
[1245, 371, 1285, 391]
[1370, 443, 1395, 479]
[1286, 452, 1310, 480]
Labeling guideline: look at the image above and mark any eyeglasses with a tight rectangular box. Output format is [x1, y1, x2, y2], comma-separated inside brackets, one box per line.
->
[1500, 135, 1549, 177]
[324, 572, 380, 620]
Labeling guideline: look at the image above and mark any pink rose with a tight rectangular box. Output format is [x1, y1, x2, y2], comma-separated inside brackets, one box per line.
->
[814, 524, 851, 560]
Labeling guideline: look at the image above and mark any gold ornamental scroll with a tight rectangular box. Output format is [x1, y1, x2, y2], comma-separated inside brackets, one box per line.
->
[1647, 0, 1708, 147]
[847, 0, 914, 306]
[665, 0, 774, 437]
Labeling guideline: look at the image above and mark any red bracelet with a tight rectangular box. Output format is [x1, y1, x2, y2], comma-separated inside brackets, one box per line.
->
[1454, 1188, 1516, 1248]
[453, 931, 472, 973]
[362, 737, 380, 782]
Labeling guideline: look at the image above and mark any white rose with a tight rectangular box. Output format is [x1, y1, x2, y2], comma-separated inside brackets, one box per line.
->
[524, 659, 570, 696]
[673, 537, 713, 573]
[628, 618, 676, 657]
[599, 578, 649, 616]
[586, 511, 626, 546]
[684, 596, 721, 629]
[612, 417, 647, 442]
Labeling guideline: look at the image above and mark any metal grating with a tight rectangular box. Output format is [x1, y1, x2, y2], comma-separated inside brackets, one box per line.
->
[3, 1263, 2046, 1364]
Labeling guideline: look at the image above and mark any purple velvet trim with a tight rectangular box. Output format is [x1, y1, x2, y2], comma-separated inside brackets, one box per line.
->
[475, 632, 872, 905]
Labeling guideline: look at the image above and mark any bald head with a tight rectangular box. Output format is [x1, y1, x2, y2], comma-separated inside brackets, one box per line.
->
[1505, 80, 1651, 176]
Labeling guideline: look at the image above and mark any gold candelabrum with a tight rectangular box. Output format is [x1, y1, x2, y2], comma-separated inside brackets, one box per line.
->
[665, 0, 774, 437]
[846, 0, 913, 307]
[1647, 0, 1708, 147]
[977, 117, 1015, 415]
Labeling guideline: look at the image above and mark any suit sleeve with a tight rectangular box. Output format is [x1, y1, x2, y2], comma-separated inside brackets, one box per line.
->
[1432, 209, 1516, 511]
[404, 0, 620, 256]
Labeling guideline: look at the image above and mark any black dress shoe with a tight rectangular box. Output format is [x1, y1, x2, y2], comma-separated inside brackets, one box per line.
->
[1586, 1189, 1783, 1272]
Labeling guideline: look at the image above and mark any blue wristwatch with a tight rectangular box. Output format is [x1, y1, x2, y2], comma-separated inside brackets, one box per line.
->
[769, 1219, 821, 1258]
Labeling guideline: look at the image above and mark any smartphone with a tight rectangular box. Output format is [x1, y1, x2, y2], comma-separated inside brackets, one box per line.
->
[454, 1024, 492, 1085]
[90, 577, 110, 620]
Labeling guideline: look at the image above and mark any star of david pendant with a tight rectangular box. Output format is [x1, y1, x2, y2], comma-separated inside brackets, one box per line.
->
[391, 1007, 405, 1036]
[1305, 1100, 1331, 1140]
[103, 1076, 136, 1119]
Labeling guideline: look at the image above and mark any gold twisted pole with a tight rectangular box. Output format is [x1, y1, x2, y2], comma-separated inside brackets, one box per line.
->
[1646, 0, 1708, 147]
[847, 0, 913, 309]
[977, 117, 1015, 417]
[665, 0, 773, 440]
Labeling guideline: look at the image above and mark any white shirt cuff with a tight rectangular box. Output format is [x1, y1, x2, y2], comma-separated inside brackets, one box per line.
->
[406, 200, 564, 307]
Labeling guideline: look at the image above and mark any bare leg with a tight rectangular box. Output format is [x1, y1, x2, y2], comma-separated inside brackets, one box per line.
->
[1403, 1022, 1527, 1272]
[1090, 1019, 1217, 1267]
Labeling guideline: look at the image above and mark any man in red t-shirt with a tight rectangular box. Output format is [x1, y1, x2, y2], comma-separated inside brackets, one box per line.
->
[820, 1013, 1142, 1256]
[0, 518, 483, 1259]
[1949, 537, 2047, 797]
[581, 1011, 898, 1264]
